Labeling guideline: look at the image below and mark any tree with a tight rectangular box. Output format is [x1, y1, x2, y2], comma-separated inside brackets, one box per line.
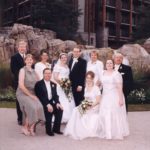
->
[133, 5, 150, 41]
[31, 0, 81, 40]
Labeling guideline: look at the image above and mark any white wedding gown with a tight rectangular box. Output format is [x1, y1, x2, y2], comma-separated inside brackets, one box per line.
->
[64, 86, 101, 140]
[53, 64, 75, 123]
[98, 71, 129, 139]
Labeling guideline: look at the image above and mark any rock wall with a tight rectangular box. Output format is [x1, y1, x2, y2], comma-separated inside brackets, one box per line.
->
[0, 23, 150, 79]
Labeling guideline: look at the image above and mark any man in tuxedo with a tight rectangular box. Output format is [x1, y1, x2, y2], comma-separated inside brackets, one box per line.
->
[35, 68, 63, 136]
[69, 47, 87, 106]
[114, 53, 134, 112]
[10, 40, 27, 125]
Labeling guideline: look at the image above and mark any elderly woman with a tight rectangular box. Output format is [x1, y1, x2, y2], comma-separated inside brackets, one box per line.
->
[16, 54, 45, 136]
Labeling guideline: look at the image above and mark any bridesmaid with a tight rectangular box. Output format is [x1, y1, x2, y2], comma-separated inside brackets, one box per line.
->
[98, 59, 129, 139]
[64, 71, 101, 140]
[87, 50, 104, 87]
[16, 54, 45, 136]
[35, 49, 51, 80]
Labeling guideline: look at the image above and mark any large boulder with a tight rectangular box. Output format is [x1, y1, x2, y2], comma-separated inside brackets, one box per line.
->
[118, 44, 150, 79]
[143, 38, 150, 54]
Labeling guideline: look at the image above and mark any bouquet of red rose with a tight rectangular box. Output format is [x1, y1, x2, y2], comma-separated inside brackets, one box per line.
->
[60, 78, 72, 102]
[78, 99, 93, 116]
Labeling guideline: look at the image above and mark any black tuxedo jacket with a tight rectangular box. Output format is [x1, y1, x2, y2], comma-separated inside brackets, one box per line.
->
[10, 53, 25, 89]
[118, 64, 134, 96]
[34, 80, 60, 109]
[69, 57, 87, 87]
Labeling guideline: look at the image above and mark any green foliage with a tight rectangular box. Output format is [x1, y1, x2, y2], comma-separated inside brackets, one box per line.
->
[31, 0, 81, 40]
[128, 88, 150, 104]
[0, 87, 16, 102]
[133, 5, 150, 40]
[0, 64, 13, 88]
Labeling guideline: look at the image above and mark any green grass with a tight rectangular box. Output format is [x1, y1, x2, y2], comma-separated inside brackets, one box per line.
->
[0, 101, 16, 108]
[128, 104, 150, 111]
[0, 101, 150, 111]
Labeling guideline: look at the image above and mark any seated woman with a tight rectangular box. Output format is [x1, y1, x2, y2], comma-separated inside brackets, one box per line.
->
[64, 71, 101, 140]
[16, 54, 45, 136]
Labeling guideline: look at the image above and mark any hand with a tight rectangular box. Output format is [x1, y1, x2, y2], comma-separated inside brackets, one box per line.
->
[56, 103, 63, 110]
[47, 104, 53, 112]
[76, 86, 82, 92]
[96, 80, 101, 87]
[119, 99, 124, 107]
[31, 95, 38, 101]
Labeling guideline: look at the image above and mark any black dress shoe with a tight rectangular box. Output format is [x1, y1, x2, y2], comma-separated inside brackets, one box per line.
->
[46, 132, 55, 136]
[53, 131, 63, 135]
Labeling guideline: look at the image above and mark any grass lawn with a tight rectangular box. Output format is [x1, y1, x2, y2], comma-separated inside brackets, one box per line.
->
[0, 101, 150, 111]
[0, 101, 16, 108]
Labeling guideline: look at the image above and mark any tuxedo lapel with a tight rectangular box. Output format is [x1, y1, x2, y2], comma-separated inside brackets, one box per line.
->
[17, 53, 24, 65]
[41, 80, 49, 99]
[118, 64, 123, 72]
[69, 58, 73, 70]
[50, 81, 55, 97]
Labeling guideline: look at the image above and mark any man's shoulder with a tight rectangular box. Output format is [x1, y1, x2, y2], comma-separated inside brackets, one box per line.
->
[121, 64, 131, 69]
[79, 57, 86, 63]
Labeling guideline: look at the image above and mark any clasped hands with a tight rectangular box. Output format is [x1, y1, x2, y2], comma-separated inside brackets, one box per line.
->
[47, 103, 63, 113]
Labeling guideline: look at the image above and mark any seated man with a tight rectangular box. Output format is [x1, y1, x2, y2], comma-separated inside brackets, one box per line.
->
[35, 68, 63, 136]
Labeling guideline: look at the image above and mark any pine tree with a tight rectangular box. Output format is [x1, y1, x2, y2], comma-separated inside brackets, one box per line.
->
[31, 0, 80, 40]
[133, 5, 150, 40]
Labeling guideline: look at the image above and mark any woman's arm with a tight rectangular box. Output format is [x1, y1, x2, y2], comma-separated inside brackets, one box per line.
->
[92, 95, 101, 107]
[18, 68, 38, 100]
[115, 73, 124, 106]
[53, 72, 61, 84]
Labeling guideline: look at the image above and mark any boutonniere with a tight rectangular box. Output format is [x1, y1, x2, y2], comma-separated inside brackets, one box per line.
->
[75, 59, 78, 63]
[119, 66, 122, 69]
[120, 72, 125, 75]
[51, 84, 55, 88]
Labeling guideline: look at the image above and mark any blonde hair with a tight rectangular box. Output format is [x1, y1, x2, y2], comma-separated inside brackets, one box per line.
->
[24, 54, 33, 61]
[16, 39, 27, 48]
[90, 50, 99, 57]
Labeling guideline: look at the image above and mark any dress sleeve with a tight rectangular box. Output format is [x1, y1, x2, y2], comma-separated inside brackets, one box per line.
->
[94, 86, 101, 96]
[53, 64, 60, 73]
[114, 71, 123, 84]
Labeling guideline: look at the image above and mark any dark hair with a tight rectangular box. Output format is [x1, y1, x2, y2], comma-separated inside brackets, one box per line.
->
[104, 59, 115, 70]
[40, 49, 49, 55]
[86, 71, 95, 79]
[43, 68, 51, 74]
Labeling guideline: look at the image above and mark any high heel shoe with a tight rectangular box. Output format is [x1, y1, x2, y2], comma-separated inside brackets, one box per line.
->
[21, 127, 30, 136]
[29, 127, 35, 136]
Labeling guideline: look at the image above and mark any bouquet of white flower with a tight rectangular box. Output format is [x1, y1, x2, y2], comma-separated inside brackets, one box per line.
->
[60, 78, 72, 102]
[78, 99, 93, 116]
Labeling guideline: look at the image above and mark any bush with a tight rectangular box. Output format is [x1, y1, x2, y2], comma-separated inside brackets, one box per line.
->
[128, 88, 150, 104]
[0, 87, 16, 102]
[0, 64, 13, 88]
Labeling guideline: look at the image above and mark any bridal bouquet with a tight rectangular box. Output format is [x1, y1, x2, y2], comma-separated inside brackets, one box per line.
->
[78, 99, 93, 116]
[60, 78, 72, 102]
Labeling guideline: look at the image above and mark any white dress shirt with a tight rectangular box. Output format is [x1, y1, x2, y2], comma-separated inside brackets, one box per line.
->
[44, 80, 52, 100]
[71, 58, 78, 70]
[115, 64, 120, 71]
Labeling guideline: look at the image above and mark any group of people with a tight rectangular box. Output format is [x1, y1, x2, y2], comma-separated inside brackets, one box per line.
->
[10, 39, 133, 140]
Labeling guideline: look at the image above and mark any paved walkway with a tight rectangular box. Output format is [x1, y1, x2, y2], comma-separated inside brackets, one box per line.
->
[0, 108, 150, 150]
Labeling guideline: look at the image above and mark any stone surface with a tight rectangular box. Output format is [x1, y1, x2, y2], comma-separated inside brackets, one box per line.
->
[143, 38, 150, 54]
[0, 108, 150, 150]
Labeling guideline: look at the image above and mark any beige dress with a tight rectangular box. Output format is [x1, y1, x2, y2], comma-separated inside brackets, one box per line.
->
[16, 67, 45, 125]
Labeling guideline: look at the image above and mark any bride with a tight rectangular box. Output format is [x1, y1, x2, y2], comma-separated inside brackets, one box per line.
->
[53, 53, 75, 123]
[64, 71, 101, 140]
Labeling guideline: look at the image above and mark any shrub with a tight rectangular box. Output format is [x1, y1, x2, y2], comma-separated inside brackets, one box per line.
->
[0, 87, 16, 102]
[0, 64, 13, 88]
